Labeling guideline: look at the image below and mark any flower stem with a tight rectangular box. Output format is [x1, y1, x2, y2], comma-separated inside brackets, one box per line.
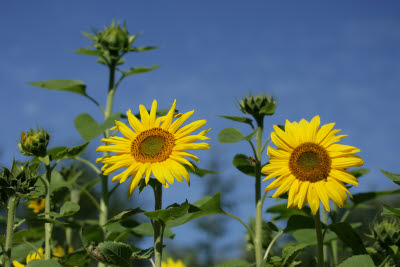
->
[315, 209, 324, 267]
[44, 164, 52, 259]
[263, 230, 283, 261]
[254, 126, 264, 267]
[4, 195, 18, 267]
[98, 61, 117, 267]
[153, 182, 163, 267]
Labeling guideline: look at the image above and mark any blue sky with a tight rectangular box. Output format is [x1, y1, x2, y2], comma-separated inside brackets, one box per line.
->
[1, 0, 400, 260]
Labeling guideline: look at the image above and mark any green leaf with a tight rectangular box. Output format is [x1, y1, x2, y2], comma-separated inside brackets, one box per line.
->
[379, 168, 400, 186]
[60, 201, 80, 217]
[74, 113, 121, 141]
[337, 255, 375, 267]
[217, 115, 254, 127]
[129, 46, 159, 52]
[96, 241, 133, 267]
[186, 161, 217, 177]
[215, 259, 253, 267]
[259, 102, 276, 115]
[167, 193, 225, 228]
[382, 203, 400, 217]
[349, 168, 370, 178]
[233, 154, 255, 177]
[144, 200, 193, 224]
[74, 48, 102, 56]
[218, 128, 246, 143]
[59, 249, 91, 266]
[80, 225, 105, 247]
[11, 241, 43, 262]
[281, 243, 309, 266]
[102, 208, 144, 227]
[131, 223, 175, 239]
[352, 189, 400, 205]
[284, 215, 315, 233]
[120, 64, 160, 76]
[48, 143, 89, 160]
[293, 229, 337, 246]
[26, 259, 63, 267]
[329, 222, 367, 255]
[28, 79, 87, 96]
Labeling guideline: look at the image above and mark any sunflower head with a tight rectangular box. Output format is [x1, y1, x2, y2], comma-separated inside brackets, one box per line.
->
[161, 258, 186, 267]
[18, 127, 50, 157]
[96, 99, 210, 197]
[262, 115, 364, 214]
[237, 93, 276, 126]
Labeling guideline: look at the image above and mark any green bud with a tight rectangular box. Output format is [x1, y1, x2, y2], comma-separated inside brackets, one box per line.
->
[0, 160, 40, 203]
[18, 127, 50, 157]
[237, 93, 276, 126]
[93, 21, 132, 55]
[372, 217, 400, 250]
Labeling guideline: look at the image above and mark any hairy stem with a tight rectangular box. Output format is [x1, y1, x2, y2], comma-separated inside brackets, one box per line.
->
[315, 209, 324, 267]
[4, 195, 18, 267]
[254, 126, 264, 267]
[44, 164, 52, 259]
[153, 182, 163, 267]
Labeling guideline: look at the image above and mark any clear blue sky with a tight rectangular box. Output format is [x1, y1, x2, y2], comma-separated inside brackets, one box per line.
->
[1, 0, 400, 260]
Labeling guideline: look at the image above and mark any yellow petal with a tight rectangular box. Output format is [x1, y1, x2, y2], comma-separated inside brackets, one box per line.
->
[139, 104, 150, 130]
[149, 99, 158, 126]
[307, 184, 320, 215]
[331, 155, 364, 169]
[329, 169, 358, 186]
[127, 109, 144, 133]
[175, 120, 207, 138]
[161, 99, 177, 130]
[169, 110, 194, 133]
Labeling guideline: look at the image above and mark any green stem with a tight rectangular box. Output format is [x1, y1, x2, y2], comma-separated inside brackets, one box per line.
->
[75, 156, 101, 175]
[331, 204, 338, 266]
[98, 61, 117, 267]
[321, 209, 328, 263]
[254, 126, 264, 267]
[263, 230, 283, 261]
[153, 182, 163, 267]
[222, 212, 254, 241]
[315, 209, 324, 267]
[66, 188, 80, 248]
[44, 164, 52, 259]
[4, 195, 18, 267]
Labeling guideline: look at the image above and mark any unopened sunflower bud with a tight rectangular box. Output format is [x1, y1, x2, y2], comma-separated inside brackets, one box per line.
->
[18, 127, 50, 157]
[94, 21, 131, 54]
[237, 93, 276, 126]
[372, 217, 400, 250]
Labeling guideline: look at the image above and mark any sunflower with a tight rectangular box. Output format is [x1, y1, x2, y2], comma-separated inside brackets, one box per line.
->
[28, 199, 45, 213]
[96, 99, 210, 197]
[161, 258, 186, 267]
[261, 115, 363, 214]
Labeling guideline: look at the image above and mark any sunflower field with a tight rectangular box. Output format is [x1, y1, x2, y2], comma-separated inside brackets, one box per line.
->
[1, 2, 400, 267]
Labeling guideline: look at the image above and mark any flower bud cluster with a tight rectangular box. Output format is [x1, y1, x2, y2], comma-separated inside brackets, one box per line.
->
[372, 218, 400, 250]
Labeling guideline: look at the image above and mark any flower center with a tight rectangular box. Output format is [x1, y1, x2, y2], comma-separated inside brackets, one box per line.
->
[289, 142, 331, 182]
[131, 128, 175, 163]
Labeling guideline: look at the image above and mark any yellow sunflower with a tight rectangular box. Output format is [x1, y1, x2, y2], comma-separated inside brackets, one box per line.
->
[261, 115, 364, 214]
[28, 199, 45, 213]
[96, 99, 210, 197]
[162, 258, 186, 267]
